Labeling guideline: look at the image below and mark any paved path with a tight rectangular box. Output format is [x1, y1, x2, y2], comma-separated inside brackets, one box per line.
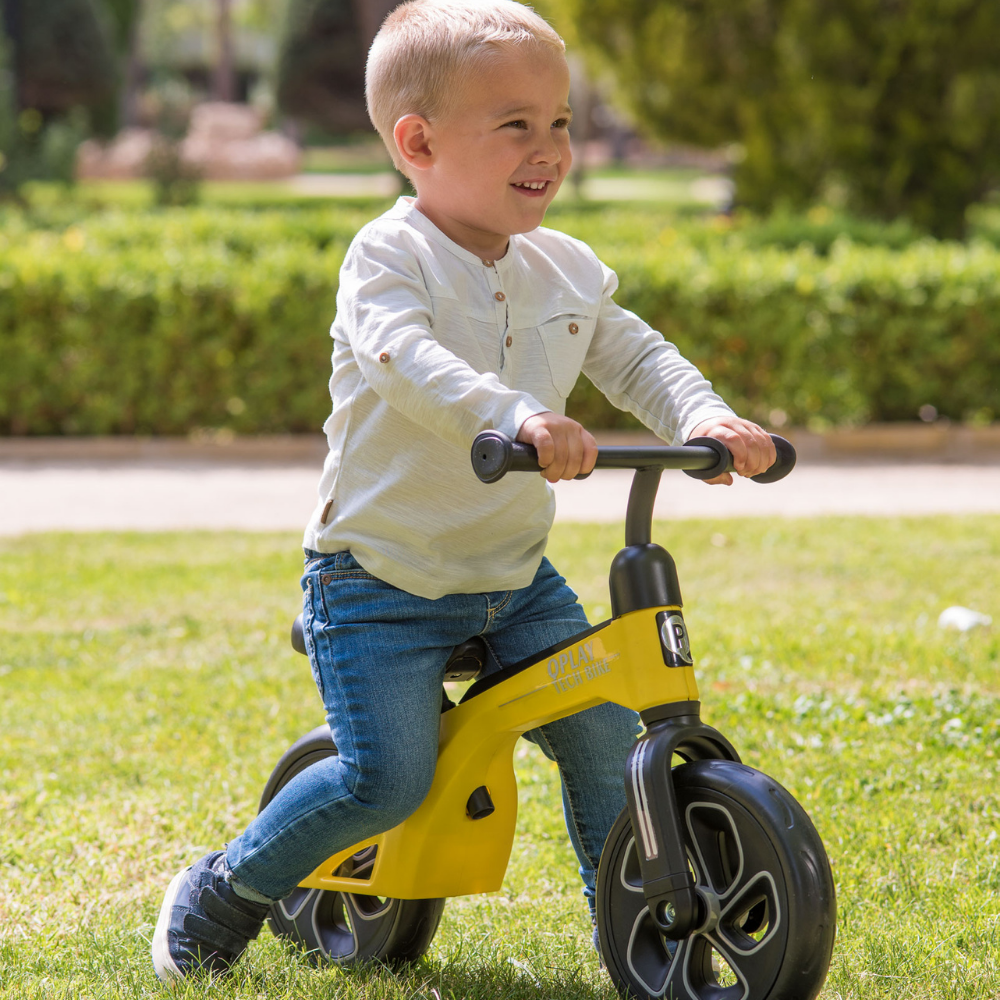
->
[2, 458, 997, 535]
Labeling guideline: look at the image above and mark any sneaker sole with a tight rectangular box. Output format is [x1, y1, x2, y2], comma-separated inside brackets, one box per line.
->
[152, 865, 192, 982]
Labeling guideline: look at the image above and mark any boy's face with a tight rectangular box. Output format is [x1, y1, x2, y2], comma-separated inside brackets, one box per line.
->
[402, 45, 572, 260]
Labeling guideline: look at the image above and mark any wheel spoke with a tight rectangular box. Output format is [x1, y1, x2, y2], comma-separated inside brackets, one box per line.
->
[609, 837, 683, 998]
[624, 908, 682, 998]
[313, 892, 358, 962]
[716, 870, 781, 955]
[344, 845, 378, 880]
[684, 802, 744, 898]
[706, 931, 780, 999]
[343, 892, 395, 954]
[670, 934, 747, 1000]
[274, 886, 317, 922]
[619, 836, 645, 893]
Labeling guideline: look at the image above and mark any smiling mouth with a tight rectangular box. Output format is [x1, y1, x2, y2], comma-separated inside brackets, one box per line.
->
[512, 180, 550, 191]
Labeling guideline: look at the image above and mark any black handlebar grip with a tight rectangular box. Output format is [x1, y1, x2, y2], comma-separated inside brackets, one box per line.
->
[683, 433, 796, 483]
[471, 430, 592, 482]
[471, 430, 537, 482]
[750, 434, 796, 483]
[681, 437, 732, 481]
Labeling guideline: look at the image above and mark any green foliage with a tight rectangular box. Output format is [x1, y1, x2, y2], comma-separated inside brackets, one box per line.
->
[566, 222, 1000, 430]
[556, 0, 1000, 237]
[0, 201, 998, 435]
[276, 0, 370, 133]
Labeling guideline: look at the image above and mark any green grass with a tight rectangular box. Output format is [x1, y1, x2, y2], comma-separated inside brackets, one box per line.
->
[1, 517, 999, 998]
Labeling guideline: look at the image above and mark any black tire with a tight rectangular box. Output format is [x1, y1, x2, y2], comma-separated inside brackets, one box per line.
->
[596, 759, 835, 1000]
[258, 725, 445, 966]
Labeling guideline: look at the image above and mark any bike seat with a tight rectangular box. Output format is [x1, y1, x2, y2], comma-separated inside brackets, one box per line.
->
[290, 614, 307, 655]
[442, 638, 488, 682]
[289, 614, 487, 683]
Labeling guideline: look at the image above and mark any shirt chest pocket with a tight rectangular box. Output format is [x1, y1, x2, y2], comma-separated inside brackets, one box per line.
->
[536, 314, 595, 397]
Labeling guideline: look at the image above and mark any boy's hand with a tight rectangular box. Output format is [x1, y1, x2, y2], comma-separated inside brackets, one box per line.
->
[517, 412, 598, 483]
[688, 416, 776, 485]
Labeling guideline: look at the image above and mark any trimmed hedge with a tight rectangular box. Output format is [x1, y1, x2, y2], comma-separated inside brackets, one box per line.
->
[1, 204, 998, 435]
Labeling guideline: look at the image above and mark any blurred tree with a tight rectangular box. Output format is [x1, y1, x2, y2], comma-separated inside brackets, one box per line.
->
[18, 0, 117, 113]
[213, 0, 235, 101]
[0, 26, 26, 196]
[101, 0, 144, 127]
[276, 0, 394, 133]
[277, 0, 366, 131]
[0, 0, 106, 192]
[556, 0, 1000, 236]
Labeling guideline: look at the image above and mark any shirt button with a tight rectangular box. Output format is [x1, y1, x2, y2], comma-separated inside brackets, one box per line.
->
[379, 351, 390, 363]
[505, 335, 513, 347]
[482, 259, 494, 267]
[568, 322, 579, 335]
[494, 291, 506, 302]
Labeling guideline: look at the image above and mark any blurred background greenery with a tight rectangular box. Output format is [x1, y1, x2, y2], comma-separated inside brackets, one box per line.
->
[1, 0, 998, 435]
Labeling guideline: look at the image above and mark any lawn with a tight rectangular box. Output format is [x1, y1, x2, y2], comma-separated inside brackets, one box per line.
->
[1, 517, 998, 999]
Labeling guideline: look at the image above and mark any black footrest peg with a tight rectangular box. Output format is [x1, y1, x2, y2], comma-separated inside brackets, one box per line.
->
[466, 785, 495, 820]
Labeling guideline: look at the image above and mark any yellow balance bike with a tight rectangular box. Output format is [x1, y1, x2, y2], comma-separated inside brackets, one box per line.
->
[258, 431, 836, 1000]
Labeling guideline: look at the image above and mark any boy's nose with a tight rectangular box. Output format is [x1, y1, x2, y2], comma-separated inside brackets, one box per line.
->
[530, 134, 563, 165]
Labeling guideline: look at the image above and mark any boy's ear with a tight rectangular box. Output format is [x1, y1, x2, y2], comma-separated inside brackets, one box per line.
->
[393, 114, 435, 172]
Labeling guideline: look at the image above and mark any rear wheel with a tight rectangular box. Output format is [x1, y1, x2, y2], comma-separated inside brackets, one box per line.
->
[596, 759, 835, 999]
[258, 725, 445, 965]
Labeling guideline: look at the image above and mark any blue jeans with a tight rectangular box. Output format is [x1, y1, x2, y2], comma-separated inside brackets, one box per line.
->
[226, 551, 639, 915]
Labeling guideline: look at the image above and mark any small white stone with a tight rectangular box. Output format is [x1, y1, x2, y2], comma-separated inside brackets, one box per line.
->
[937, 606, 993, 631]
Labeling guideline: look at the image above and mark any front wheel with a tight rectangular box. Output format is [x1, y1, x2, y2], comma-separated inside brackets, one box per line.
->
[258, 724, 445, 966]
[596, 759, 835, 1000]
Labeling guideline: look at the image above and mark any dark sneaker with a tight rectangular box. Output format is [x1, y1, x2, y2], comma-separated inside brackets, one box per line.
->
[592, 914, 604, 968]
[152, 850, 269, 982]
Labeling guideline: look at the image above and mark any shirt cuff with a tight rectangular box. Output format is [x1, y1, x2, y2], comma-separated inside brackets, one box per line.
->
[497, 395, 551, 440]
[675, 405, 738, 445]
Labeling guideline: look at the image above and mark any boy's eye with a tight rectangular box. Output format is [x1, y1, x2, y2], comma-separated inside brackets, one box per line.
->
[552, 118, 571, 129]
[504, 119, 528, 129]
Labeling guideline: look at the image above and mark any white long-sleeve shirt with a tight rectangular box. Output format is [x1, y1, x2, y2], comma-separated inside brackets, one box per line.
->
[303, 198, 735, 598]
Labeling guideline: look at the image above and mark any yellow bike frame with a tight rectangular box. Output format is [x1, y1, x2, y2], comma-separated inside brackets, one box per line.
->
[299, 606, 697, 900]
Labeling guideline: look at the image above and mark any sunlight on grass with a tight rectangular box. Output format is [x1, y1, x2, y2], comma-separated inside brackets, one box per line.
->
[1, 517, 998, 998]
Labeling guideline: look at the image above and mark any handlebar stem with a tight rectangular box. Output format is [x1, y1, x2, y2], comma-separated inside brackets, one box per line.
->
[625, 466, 662, 547]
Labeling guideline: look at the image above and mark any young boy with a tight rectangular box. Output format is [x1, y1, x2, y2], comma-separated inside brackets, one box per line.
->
[152, 0, 775, 981]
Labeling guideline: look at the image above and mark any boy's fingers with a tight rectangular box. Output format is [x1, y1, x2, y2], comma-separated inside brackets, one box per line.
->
[735, 423, 775, 477]
[562, 431, 584, 480]
[516, 413, 596, 481]
[708, 424, 749, 472]
[688, 416, 780, 482]
[581, 430, 598, 475]
[532, 428, 555, 470]
[540, 431, 567, 481]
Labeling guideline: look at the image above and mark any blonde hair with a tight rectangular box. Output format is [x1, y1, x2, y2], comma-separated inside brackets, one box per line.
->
[366, 0, 565, 171]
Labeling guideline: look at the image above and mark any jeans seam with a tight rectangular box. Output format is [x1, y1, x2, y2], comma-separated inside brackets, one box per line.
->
[486, 590, 514, 625]
[302, 578, 324, 703]
[230, 784, 356, 879]
[530, 726, 599, 871]
[310, 574, 359, 794]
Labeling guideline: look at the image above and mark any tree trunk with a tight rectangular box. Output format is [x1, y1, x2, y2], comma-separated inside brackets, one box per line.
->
[351, 0, 398, 50]
[120, 0, 143, 126]
[1, 0, 21, 110]
[213, 0, 235, 102]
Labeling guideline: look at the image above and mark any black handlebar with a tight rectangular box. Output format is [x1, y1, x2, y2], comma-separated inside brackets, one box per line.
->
[471, 430, 796, 484]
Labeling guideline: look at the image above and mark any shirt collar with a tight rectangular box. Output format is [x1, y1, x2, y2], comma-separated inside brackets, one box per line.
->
[393, 197, 518, 274]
